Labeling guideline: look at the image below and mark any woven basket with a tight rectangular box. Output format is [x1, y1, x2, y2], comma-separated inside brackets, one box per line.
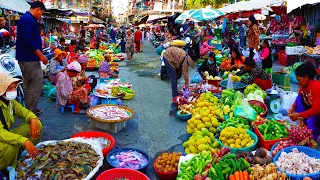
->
[86, 104, 134, 123]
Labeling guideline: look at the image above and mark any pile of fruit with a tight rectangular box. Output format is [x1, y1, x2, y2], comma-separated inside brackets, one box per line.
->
[244, 84, 267, 99]
[219, 127, 254, 149]
[219, 117, 250, 130]
[249, 163, 287, 180]
[183, 127, 221, 154]
[305, 46, 320, 55]
[219, 58, 231, 69]
[154, 152, 182, 173]
[212, 49, 221, 56]
[178, 104, 194, 115]
[204, 71, 221, 80]
[257, 120, 288, 140]
[119, 86, 135, 99]
[244, 147, 273, 165]
[221, 70, 249, 80]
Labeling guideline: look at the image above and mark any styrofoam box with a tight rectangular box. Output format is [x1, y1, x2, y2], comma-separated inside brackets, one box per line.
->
[285, 46, 306, 55]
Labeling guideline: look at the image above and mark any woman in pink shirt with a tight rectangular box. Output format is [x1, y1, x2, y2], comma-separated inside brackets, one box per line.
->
[260, 39, 272, 70]
[200, 36, 215, 56]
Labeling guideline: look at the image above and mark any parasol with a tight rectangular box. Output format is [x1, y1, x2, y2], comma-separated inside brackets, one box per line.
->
[188, 8, 224, 21]
[175, 10, 195, 24]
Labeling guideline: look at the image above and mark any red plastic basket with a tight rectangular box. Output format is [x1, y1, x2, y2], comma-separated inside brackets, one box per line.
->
[248, 100, 268, 117]
[207, 79, 221, 87]
[71, 131, 115, 157]
[278, 50, 288, 66]
[252, 120, 289, 150]
[153, 159, 178, 180]
[97, 168, 150, 180]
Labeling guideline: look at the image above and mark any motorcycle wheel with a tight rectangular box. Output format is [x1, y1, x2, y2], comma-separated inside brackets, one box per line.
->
[17, 83, 25, 107]
[160, 66, 167, 80]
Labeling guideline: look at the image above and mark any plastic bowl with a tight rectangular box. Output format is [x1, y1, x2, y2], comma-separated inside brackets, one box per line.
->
[96, 168, 150, 180]
[176, 111, 192, 121]
[71, 131, 115, 157]
[153, 159, 178, 180]
[248, 100, 268, 117]
[218, 130, 258, 154]
[107, 148, 150, 171]
[273, 146, 320, 180]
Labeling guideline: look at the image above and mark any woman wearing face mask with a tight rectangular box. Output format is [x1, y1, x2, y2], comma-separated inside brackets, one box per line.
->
[198, 52, 217, 79]
[0, 73, 42, 171]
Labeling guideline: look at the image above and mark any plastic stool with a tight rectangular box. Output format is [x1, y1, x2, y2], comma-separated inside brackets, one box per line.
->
[60, 104, 75, 113]
[265, 68, 273, 74]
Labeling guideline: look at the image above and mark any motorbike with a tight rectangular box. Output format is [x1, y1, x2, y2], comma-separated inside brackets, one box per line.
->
[0, 45, 24, 106]
[160, 43, 171, 80]
[151, 33, 165, 48]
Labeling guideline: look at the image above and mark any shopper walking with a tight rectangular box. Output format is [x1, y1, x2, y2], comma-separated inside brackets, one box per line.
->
[134, 28, 142, 53]
[16, 1, 48, 114]
[125, 30, 135, 60]
[248, 15, 260, 58]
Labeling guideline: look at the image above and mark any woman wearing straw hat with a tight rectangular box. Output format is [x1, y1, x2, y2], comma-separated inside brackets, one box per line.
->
[48, 48, 67, 84]
[0, 73, 42, 170]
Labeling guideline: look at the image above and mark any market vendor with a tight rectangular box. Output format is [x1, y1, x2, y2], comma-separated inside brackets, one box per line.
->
[259, 39, 272, 70]
[72, 54, 97, 92]
[233, 57, 272, 90]
[226, 46, 245, 71]
[198, 52, 217, 79]
[289, 62, 320, 141]
[163, 46, 196, 98]
[48, 48, 67, 84]
[56, 62, 91, 114]
[98, 54, 114, 78]
[200, 36, 215, 57]
[0, 73, 42, 169]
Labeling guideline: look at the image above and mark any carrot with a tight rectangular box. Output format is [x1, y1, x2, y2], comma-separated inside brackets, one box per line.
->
[234, 171, 240, 180]
[239, 171, 244, 180]
[243, 170, 249, 180]
[229, 174, 236, 180]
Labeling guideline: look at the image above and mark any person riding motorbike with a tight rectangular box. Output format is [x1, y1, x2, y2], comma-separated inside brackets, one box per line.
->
[184, 20, 201, 60]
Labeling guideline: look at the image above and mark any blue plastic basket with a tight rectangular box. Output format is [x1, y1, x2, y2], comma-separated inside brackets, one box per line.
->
[107, 148, 150, 171]
[176, 111, 192, 121]
[270, 142, 279, 153]
[273, 146, 320, 180]
[218, 130, 258, 154]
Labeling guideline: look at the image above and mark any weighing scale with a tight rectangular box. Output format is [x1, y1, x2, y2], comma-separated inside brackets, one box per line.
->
[265, 89, 282, 114]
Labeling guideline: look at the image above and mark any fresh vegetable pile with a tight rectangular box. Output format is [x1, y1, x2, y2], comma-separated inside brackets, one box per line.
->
[249, 163, 287, 180]
[221, 89, 236, 107]
[219, 117, 250, 130]
[257, 120, 288, 140]
[244, 84, 267, 100]
[154, 152, 182, 173]
[219, 127, 254, 149]
[220, 58, 231, 69]
[275, 148, 320, 175]
[244, 147, 273, 165]
[222, 70, 249, 80]
[250, 105, 265, 115]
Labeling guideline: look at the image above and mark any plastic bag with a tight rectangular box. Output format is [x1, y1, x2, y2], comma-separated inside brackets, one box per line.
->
[227, 74, 233, 89]
[234, 92, 257, 121]
[280, 91, 298, 112]
[89, 94, 100, 107]
[191, 71, 202, 84]
[254, 51, 262, 64]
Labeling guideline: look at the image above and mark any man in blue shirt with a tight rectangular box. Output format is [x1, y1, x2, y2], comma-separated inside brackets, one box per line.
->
[16, 1, 48, 114]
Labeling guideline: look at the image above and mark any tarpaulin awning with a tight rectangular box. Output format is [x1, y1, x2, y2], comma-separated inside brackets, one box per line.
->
[218, 0, 284, 14]
[92, 16, 106, 24]
[0, 0, 30, 13]
[147, 15, 165, 23]
[287, 0, 320, 13]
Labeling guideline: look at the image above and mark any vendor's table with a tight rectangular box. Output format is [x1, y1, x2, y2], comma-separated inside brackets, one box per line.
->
[301, 54, 320, 67]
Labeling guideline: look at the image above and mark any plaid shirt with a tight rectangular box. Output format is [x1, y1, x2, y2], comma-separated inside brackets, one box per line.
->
[236, 64, 271, 84]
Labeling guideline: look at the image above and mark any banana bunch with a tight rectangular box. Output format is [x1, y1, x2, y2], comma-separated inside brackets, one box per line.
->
[111, 86, 126, 97]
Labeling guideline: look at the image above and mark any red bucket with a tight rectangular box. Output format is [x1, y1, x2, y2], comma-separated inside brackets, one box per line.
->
[153, 159, 178, 180]
[71, 131, 115, 157]
[97, 168, 149, 180]
[248, 100, 268, 117]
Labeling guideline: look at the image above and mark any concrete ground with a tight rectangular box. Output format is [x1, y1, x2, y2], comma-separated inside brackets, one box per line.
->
[12, 43, 304, 179]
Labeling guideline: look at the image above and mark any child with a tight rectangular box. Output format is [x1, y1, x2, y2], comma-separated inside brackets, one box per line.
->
[98, 54, 113, 78]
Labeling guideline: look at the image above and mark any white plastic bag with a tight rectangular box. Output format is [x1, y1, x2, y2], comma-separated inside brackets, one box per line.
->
[280, 91, 298, 111]
[227, 74, 233, 89]
[242, 48, 250, 57]
[254, 51, 262, 64]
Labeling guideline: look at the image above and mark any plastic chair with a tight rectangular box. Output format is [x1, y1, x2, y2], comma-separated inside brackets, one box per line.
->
[265, 68, 273, 74]
[56, 98, 76, 113]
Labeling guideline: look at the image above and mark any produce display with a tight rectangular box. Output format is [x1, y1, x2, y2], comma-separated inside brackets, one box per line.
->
[257, 120, 288, 140]
[183, 127, 221, 154]
[16, 141, 101, 179]
[244, 84, 267, 99]
[204, 71, 221, 80]
[109, 150, 149, 169]
[219, 117, 250, 130]
[250, 105, 265, 115]
[249, 163, 287, 180]
[221, 89, 237, 107]
[219, 127, 254, 148]
[221, 70, 249, 80]
[272, 37, 298, 45]
[275, 148, 320, 175]
[271, 140, 295, 156]
[244, 147, 273, 165]
[305, 46, 320, 55]
[154, 152, 182, 173]
[178, 104, 194, 115]
[219, 58, 231, 69]
[87, 106, 130, 121]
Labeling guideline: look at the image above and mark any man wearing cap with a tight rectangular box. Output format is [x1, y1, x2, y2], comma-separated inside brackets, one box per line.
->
[162, 46, 196, 98]
[0, 73, 42, 170]
[16, 1, 48, 114]
[56, 62, 91, 114]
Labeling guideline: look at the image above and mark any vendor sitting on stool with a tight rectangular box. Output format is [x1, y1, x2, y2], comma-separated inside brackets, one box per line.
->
[289, 62, 320, 142]
[198, 52, 217, 79]
[48, 49, 67, 84]
[232, 57, 272, 90]
[227, 46, 245, 71]
[0, 73, 42, 170]
[56, 62, 91, 114]
[98, 54, 114, 78]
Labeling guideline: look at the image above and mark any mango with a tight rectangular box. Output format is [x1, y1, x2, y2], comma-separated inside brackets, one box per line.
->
[185, 148, 191, 154]
[202, 117, 210, 122]
[230, 144, 236, 148]
[198, 144, 209, 151]
[235, 139, 241, 145]
[201, 128, 210, 135]
[227, 139, 235, 144]
[235, 144, 242, 148]
[186, 127, 194, 134]
[183, 142, 189, 148]
[205, 122, 212, 128]
[195, 135, 204, 140]
[204, 136, 211, 144]
[197, 102, 204, 107]
[209, 127, 217, 133]
[212, 141, 220, 148]
[197, 124, 206, 129]
[188, 140, 195, 147]
[194, 120, 202, 125]
[189, 146, 197, 153]
[197, 138, 207, 145]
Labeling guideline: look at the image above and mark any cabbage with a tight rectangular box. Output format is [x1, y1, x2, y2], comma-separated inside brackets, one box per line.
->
[255, 95, 264, 102]
[254, 90, 263, 97]
[247, 93, 255, 100]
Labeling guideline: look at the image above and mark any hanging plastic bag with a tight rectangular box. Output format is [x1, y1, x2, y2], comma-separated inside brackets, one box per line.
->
[191, 71, 202, 84]
[233, 91, 257, 121]
[280, 91, 298, 112]
[227, 74, 234, 89]
[253, 50, 262, 63]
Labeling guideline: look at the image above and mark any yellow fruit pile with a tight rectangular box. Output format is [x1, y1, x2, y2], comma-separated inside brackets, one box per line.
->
[219, 127, 255, 149]
[183, 128, 220, 154]
[187, 92, 222, 135]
